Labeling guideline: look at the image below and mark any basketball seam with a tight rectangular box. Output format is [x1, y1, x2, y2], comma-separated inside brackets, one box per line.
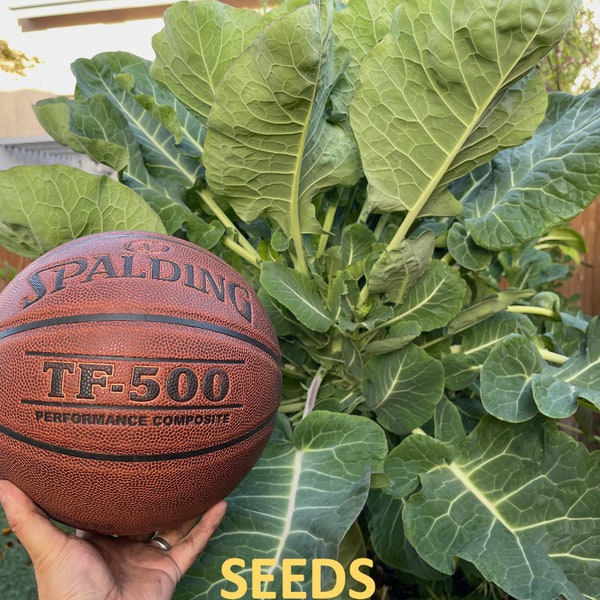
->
[0, 409, 278, 463]
[0, 313, 281, 366]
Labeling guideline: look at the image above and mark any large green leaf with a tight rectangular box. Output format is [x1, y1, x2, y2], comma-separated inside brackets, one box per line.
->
[151, 0, 264, 123]
[331, 0, 399, 113]
[260, 261, 334, 333]
[367, 489, 443, 581]
[349, 0, 574, 217]
[532, 317, 600, 418]
[0, 165, 166, 257]
[366, 433, 453, 580]
[461, 90, 600, 250]
[362, 344, 444, 435]
[403, 417, 600, 600]
[204, 3, 362, 238]
[333, 0, 397, 72]
[480, 334, 544, 422]
[384, 432, 454, 500]
[380, 259, 467, 332]
[177, 412, 388, 599]
[117, 57, 206, 161]
[442, 312, 537, 391]
[35, 94, 189, 235]
[72, 52, 203, 189]
[35, 53, 213, 236]
[34, 95, 129, 172]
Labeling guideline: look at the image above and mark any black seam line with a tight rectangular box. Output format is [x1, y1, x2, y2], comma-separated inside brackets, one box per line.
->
[0, 410, 278, 463]
[25, 350, 245, 366]
[0, 313, 281, 366]
[21, 399, 244, 411]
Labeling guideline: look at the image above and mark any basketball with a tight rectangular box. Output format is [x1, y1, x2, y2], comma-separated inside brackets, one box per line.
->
[0, 231, 281, 536]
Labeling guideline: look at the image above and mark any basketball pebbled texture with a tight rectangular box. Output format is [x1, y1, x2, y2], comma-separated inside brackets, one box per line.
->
[0, 231, 281, 535]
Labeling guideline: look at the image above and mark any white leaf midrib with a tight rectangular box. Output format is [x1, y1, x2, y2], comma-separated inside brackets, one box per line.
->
[264, 449, 305, 588]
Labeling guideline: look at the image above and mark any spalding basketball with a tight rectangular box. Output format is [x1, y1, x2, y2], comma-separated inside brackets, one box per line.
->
[0, 231, 281, 535]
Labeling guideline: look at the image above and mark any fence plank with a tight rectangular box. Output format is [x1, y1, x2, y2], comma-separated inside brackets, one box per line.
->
[561, 197, 600, 317]
[0, 248, 30, 292]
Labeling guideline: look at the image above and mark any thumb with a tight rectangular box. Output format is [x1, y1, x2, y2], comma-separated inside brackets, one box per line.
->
[0, 480, 70, 563]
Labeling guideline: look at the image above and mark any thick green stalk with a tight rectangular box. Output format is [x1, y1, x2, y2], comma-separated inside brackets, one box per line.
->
[507, 305, 558, 319]
[316, 203, 338, 259]
[198, 189, 262, 267]
[539, 348, 568, 365]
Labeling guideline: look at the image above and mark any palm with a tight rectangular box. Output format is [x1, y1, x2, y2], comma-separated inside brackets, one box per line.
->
[0, 480, 226, 600]
[47, 534, 183, 600]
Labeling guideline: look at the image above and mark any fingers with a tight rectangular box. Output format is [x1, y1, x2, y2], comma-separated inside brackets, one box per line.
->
[0, 479, 227, 583]
[0, 480, 70, 564]
[149, 515, 201, 551]
[167, 500, 227, 575]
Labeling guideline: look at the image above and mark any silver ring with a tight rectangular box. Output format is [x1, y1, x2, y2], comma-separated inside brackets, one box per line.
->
[150, 536, 172, 551]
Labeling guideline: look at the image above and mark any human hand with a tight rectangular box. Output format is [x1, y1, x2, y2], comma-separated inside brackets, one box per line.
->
[0, 479, 226, 600]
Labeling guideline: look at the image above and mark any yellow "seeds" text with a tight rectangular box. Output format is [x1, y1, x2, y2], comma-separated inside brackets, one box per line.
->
[220, 557, 375, 599]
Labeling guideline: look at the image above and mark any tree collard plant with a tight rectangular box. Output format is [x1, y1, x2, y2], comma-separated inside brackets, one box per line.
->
[0, 0, 599, 598]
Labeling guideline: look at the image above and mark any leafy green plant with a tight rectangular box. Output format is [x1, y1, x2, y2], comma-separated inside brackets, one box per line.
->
[0, 0, 599, 598]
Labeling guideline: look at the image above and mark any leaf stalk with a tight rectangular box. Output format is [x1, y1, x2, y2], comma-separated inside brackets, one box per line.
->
[507, 305, 558, 319]
[197, 189, 261, 267]
[539, 348, 569, 365]
[316, 202, 338, 259]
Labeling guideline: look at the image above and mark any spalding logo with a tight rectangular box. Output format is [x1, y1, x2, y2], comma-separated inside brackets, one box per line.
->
[20, 251, 254, 323]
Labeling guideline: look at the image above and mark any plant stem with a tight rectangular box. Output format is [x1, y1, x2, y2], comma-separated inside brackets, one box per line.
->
[197, 189, 262, 267]
[507, 305, 558, 319]
[357, 281, 370, 307]
[303, 367, 327, 419]
[278, 401, 308, 414]
[317, 202, 338, 258]
[373, 213, 389, 241]
[221, 236, 261, 268]
[539, 348, 569, 365]
[290, 219, 309, 275]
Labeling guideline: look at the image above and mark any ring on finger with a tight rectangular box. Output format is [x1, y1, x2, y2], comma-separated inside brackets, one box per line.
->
[149, 535, 172, 551]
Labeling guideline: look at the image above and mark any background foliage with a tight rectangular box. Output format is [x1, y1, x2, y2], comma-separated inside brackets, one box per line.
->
[1, 1, 599, 598]
[539, 0, 600, 93]
[0, 39, 38, 77]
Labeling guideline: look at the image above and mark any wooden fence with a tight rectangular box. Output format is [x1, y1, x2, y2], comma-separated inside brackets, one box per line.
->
[560, 197, 600, 317]
[0, 247, 30, 292]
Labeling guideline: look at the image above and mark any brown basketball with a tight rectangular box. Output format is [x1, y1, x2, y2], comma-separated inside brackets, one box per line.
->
[0, 231, 281, 535]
